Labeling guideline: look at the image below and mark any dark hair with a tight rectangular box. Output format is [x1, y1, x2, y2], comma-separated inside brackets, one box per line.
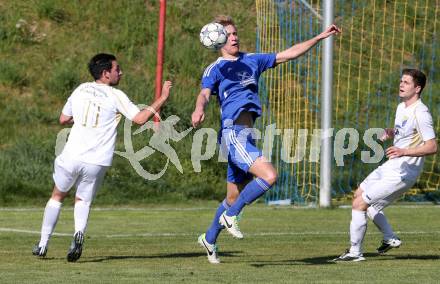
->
[402, 68, 427, 95]
[88, 53, 116, 80]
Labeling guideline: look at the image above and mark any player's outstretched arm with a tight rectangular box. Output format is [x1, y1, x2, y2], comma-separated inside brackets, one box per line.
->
[132, 81, 172, 125]
[275, 24, 341, 65]
[191, 88, 211, 128]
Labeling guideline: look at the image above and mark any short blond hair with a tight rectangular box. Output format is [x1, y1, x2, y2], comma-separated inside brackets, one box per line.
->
[214, 15, 235, 27]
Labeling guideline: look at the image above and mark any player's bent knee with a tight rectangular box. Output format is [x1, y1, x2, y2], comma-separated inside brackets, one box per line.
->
[255, 164, 277, 186]
[51, 186, 69, 202]
[264, 170, 278, 186]
[366, 206, 378, 219]
[352, 195, 368, 211]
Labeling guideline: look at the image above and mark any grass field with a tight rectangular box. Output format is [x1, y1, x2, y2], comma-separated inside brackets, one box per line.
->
[1, 203, 440, 283]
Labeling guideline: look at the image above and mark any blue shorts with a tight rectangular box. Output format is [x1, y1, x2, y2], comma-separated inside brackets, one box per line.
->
[221, 125, 262, 183]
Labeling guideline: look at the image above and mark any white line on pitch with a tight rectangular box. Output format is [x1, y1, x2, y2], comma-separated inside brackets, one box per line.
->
[0, 207, 215, 212]
[1, 205, 439, 212]
[1, 227, 439, 238]
[0, 228, 71, 236]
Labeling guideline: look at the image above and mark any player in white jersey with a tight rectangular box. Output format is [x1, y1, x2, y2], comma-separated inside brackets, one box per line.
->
[334, 69, 437, 262]
[32, 53, 172, 262]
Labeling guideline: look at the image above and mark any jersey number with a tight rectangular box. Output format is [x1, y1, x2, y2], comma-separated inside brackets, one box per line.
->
[81, 100, 101, 128]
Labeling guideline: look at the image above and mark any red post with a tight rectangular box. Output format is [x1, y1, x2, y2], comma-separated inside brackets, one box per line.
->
[154, 0, 166, 123]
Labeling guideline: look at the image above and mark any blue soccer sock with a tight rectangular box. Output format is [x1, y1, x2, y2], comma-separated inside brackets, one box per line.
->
[205, 199, 230, 244]
[226, 178, 272, 217]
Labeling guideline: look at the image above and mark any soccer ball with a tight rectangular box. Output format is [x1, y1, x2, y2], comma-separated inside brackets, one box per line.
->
[199, 23, 227, 50]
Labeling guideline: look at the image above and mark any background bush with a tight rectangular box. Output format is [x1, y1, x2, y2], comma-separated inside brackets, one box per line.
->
[0, 0, 256, 205]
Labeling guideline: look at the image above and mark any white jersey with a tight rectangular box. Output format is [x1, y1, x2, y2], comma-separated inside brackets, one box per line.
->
[380, 99, 436, 179]
[60, 82, 140, 166]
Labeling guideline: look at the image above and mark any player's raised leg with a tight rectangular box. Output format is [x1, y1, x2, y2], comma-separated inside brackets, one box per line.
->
[221, 156, 277, 239]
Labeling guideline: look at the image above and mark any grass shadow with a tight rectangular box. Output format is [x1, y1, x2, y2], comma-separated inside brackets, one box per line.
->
[80, 251, 243, 263]
[249, 255, 337, 267]
[247, 252, 399, 267]
[393, 254, 440, 260]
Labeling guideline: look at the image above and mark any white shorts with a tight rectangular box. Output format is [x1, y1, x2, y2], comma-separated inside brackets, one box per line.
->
[360, 166, 416, 211]
[53, 155, 108, 202]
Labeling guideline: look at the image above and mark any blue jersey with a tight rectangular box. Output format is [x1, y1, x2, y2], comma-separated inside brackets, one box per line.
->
[201, 52, 276, 128]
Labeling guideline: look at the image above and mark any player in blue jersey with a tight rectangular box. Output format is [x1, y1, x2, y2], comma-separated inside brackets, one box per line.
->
[192, 15, 341, 264]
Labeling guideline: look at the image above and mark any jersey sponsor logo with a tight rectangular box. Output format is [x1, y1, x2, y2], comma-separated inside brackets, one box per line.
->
[236, 71, 251, 81]
[236, 71, 256, 87]
[219, 61, 256, 86]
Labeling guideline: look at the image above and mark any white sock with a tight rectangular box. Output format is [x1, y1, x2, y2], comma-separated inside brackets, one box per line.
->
[39, 199, 62, 247]
[74, 200, 91, 234]
[367, 207, 395, 240]
[349, 210, 367, 255]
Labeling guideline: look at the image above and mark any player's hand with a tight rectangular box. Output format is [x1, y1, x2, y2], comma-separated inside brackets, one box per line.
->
[191, 109, 205, 128]
[317, 24, 341, 40]
[380, 128, 395, 141]
[385, 146, 406, 159]
[161, 81, 172, 100]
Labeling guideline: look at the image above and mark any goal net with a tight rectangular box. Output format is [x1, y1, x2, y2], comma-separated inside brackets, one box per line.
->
[256, 0, 440, 205]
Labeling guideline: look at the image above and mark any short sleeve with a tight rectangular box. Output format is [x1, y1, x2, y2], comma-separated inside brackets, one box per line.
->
[61, 96, 73, 116]
[415, 109, 436, 141]
[201, 64, 220, 94]
[112, 89, 141, 120]
[249, 53, 277, 73]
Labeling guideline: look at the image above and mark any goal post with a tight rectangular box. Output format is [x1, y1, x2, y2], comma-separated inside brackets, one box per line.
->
[256, 0, 440, 206]
[320, 0, 334, 208]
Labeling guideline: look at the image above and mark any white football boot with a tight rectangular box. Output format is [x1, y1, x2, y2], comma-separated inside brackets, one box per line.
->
[198, 234, 220, 264]
[219, 212, 243, 239]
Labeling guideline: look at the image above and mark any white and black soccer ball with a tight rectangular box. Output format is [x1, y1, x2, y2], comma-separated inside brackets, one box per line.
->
[199, 22, 227, 50]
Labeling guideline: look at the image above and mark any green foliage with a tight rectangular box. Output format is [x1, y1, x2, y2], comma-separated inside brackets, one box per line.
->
[0, 139, 54, 204]
[37, 0, 69, 23]
[0, 0, 256, 204]
[3, 0, 437, 205]
[0, 60, 29, 87]
[45, 60, 81, 97]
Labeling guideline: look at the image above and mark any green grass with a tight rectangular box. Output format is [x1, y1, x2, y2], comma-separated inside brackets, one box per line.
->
[1, 203, 440, 283]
